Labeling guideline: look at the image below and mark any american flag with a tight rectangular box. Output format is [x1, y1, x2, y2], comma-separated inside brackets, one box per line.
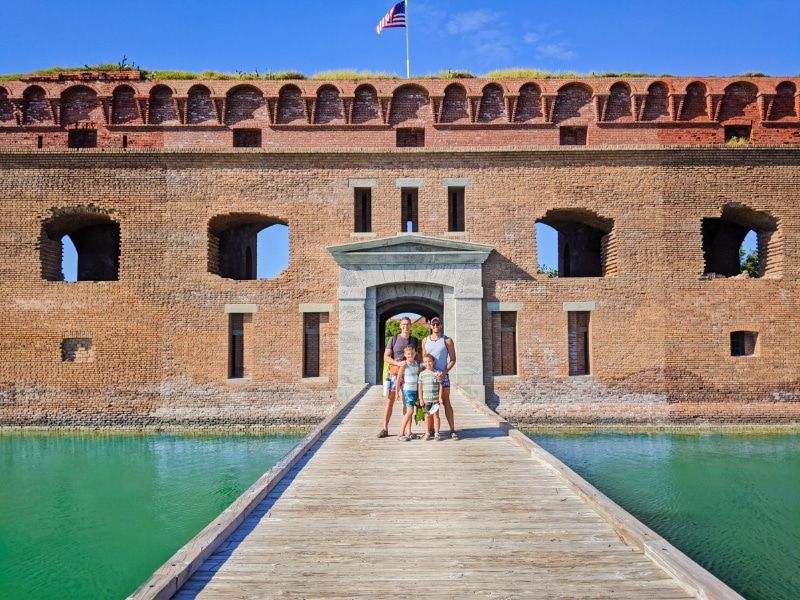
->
[376, 1, 406, 34]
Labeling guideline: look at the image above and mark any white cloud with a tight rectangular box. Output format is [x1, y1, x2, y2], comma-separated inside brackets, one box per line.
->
[535, 42, 575, 60]
[523, 32, 540, 44]
[445, 9, 502, 35]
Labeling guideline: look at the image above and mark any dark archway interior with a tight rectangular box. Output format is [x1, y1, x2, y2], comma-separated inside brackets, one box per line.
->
[376, 299, 442, 382]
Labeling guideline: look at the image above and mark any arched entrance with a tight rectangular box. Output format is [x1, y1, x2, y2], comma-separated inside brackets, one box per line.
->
[375, 282, 444, 382]
[328, 234, 493, 402]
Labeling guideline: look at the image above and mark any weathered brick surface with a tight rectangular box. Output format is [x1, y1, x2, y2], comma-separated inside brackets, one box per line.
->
[0, 72, 799, 426]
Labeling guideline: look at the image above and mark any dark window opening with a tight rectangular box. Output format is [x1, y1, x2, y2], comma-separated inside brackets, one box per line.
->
[37, 135, 43, 149]
[702, 206, 778, 278]
[725, 125, 751, 143]
[208, 215, 288, 280]
[396, 128, 425, 147]
[538, 210, 613, 278]
[448, 187, 465, 232]
[731, 331, 757, 357]
[401, 188, 418, 232]
[568, 311, 591, 376]
[62, 338, 93, 363]
[233, 129, 262, 148]
[41, 214, 120, 282]
[354, 188, 372, 233]
[560, 126, 587, 146]
[68, 129, 97, 149]
[493, 312, 517, 376]
[122, 135, 128, 148]
[229, 314, 245, 378]
[303, 312, 320, 377]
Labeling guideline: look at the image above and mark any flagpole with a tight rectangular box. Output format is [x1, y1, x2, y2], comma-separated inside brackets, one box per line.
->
[404, 0, 410, 78]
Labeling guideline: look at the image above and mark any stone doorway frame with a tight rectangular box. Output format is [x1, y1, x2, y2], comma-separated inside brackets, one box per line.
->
[328, 234, 493, 402]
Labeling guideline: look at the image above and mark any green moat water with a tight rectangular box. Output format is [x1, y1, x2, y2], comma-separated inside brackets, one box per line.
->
[0, 430, 304, 599]
[526, 428, 800, 600]
[1, 429, 797, 599]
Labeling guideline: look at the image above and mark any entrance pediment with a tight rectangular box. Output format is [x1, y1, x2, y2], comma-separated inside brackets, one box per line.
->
[328, 234, 493, 266]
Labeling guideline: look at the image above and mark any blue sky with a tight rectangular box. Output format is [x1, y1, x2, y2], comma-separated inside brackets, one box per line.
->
[4, 1, 784, 279]
[1, 1, 798, 78]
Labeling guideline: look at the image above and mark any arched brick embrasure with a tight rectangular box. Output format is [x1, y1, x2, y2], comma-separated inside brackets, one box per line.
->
[702, 204, 780, 279]
[0, 86, 14, 123]
[23, 86, 52, 125]
[61, 85, 101, 126]
[719, 82, 759, 122]
[187, 85, 216, 125]
[226, 85, 266, 126]
[605, 82, 633, 122]
[389, 84, 431, 126]
[553, 83, 593, 124]
[538, 208, 614, 278]
[440, 83, 468, 124]
[41, 207, 120, 282]
[681, 81, 708, 121]
[314, 85, 344, 125]
[771, 81, 797, 121]
[514, 83, 543, 122]
[277, 85, 304, 124]
[149, 85, 179, 125]
[477, 84, 506, 123]
[207, 213, 287, 280]
[642, 82, 670, 121]
[351, 85, 381, 124]
[112, 85, 139, 125]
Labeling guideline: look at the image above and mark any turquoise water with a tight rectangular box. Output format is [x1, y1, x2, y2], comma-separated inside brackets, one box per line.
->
[0, 431, 304, 600]
[526, 429, 800, 600]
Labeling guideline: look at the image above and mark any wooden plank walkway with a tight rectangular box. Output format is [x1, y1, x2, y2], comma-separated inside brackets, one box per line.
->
[142, 386, 742, 599]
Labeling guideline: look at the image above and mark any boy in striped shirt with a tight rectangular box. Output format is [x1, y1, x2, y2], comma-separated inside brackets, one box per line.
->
[418, 354, 443, 441]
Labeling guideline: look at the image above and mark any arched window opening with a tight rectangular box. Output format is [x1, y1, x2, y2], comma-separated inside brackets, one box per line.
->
[41, 210, 120, 282]
[208, 214, 288, 280]
[702, 205, 778, 279]
[537, 210, 614, 278]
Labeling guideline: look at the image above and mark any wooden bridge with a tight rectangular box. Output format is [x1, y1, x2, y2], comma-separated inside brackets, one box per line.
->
[130, 386, 743, 599]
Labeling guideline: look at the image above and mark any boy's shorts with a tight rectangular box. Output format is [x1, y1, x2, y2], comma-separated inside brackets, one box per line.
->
[424, 401, 440, 414]
[403, 390, 418, 408]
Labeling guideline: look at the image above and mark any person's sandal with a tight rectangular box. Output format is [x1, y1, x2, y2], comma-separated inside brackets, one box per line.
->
[377, 429, 388, 438]
[434, 433, 441, 441]
[450, 431, 460, 441]
[423, 433, 431, 441]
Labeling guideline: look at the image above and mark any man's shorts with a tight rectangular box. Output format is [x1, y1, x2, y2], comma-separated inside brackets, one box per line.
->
[440, 373, 451, 388]
[403, 390, 418, 408]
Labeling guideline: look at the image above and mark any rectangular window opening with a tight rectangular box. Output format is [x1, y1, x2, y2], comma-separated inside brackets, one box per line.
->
[37, 135, 43, 149]
[396, 128, 425, 148]
[568, 311, 591, 376]
[401, 187, 418, 233]
[122, 135, 128, 148]
[731, 331, 758, 357]
[303, 313, 321, 378]
[448, 187, 465, 232]
[68, 129, 97, 149]
[233, 129, 262, 148]
[62, 338, 93, 363]
[725, 125, 751, 143]
[495, 312, 517, 376]
[229, 313, 245, 378]
[560, 126, 587, 146]
[354, 188, 372, 233]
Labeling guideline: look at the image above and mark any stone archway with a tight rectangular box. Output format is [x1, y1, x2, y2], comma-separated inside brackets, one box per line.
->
[375, 282, 444, 382]
[328, 234, 493, 402]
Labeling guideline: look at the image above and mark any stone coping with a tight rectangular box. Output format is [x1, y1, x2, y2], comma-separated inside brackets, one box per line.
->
[126, 384, 369, 600]
[456, 386, 746, 600]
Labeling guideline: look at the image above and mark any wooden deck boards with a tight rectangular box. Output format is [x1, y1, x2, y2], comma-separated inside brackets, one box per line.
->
[171, 387, 701, 599]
